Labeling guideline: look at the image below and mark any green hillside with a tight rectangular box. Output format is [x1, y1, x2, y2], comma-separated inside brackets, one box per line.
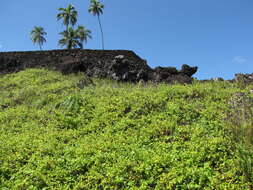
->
[0, 69, 253, 189]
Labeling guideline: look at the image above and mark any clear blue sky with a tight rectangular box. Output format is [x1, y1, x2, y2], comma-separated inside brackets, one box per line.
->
[1, 0, 253, 79]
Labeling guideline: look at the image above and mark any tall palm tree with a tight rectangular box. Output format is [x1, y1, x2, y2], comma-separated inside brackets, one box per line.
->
[57, 4, 78, 30]
[30, 26, 47, 50]
[76, 25, 92, 47]
[88, 0, 104, 49]
[59, 27, 89, 49]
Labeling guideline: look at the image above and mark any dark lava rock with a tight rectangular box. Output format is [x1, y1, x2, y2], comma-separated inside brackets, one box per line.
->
[179, 64, 198, 77]
[152, 65, 197, 84]
[153, 66, 178, 82]
[106, 55, 152, 82]
[235, 73, 253, 85]
[0, 49, 198, 84]
[0, 57, 23, 74]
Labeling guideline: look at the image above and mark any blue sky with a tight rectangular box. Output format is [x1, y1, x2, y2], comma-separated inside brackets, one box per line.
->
[1, 0, 253, 79]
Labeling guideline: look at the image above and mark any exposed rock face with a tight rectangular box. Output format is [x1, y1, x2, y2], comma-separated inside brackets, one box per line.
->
[235, 73, 253, 85]
[0, 57, 23, 73]
[179, 64, 198, 77]
[152, 65, 197, 84]
[107, 55, 152, 82]
[0, 49, 198, 84]
[153, 66, 178, 82]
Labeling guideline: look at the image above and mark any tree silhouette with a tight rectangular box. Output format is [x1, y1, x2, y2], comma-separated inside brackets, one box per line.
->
[89, 0, 105, 49]
[30, 26, 47, 50]
[58, 27, 91, 49]
[76, 25, 92, 48]
[57, 4, 78, 30]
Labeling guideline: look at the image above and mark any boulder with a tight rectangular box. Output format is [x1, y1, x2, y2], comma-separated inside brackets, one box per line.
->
[152, 65, 197, 84]
[153, 66, 178, 82]
[179, 64, 198, 77]
[235, 73, 253, 85]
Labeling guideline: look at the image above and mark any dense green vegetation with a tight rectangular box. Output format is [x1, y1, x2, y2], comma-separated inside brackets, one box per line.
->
[0, 69, 253, 189]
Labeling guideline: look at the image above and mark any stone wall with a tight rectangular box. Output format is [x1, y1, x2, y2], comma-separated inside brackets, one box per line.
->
[0, 49, 145, 74]
[0, 49, 198, 84]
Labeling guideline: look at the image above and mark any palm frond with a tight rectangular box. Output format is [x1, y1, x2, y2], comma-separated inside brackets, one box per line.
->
[30, 26, 47, 50]
[57, 4, 78, 28]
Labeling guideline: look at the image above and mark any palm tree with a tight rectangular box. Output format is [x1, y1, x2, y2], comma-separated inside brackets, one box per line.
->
[57, 4, 78, 30]
[76, 25, 92, 47]
[58, 27, 84, 49]
[88, 0, 104, 49]
[30, 26, 47, 50]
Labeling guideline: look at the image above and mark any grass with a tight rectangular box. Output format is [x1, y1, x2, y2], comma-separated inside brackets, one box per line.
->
[0, 68, 253, 189]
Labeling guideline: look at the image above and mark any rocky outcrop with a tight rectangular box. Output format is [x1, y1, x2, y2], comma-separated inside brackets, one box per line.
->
[0, 49, 198, 84]
[85, 54, 152, 82]
[152, 64, 198, 84]
[234, 73, 253, 85]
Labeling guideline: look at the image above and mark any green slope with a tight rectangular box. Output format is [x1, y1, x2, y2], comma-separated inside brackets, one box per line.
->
[0, 69, 252, 189]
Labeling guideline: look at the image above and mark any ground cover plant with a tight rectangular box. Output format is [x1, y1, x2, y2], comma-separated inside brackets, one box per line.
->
[0, 69, 253, 189]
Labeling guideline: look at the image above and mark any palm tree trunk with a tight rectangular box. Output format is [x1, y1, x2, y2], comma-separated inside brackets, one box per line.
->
[97, 15, 104, 50]
[68, 40, 73, 50]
